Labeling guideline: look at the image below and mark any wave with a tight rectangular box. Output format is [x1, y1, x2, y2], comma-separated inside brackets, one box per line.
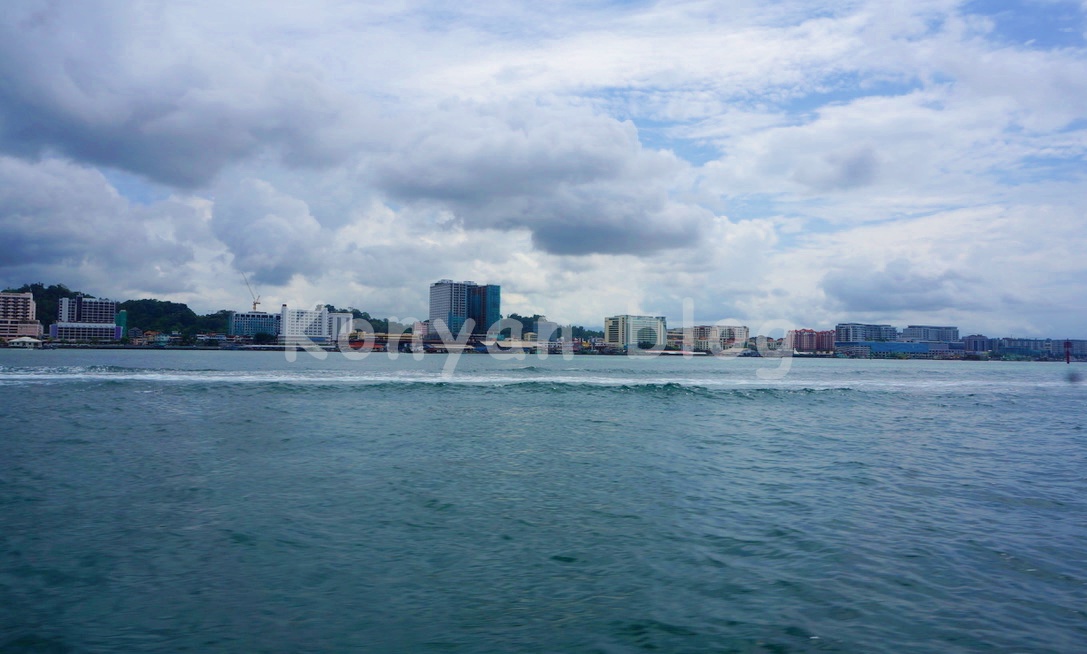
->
[0, 368, 870, 401]
[1, 364, 1074, 397]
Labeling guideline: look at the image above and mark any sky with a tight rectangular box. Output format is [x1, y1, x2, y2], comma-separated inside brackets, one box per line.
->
[1, 0, 1085, 336]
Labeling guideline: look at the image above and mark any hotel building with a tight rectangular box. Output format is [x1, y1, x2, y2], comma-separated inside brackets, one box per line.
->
[229, 311, 281, 338]
[428, 280, 501, 337]
[0, 292, 43, 340]
[604, 315, 667, 349]
[50, 297, 124, 341]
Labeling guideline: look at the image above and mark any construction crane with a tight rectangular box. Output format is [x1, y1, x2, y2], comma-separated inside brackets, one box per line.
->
[242, 272, 261, 312]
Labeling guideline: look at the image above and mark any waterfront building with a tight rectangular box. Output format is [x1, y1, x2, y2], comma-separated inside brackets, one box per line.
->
[0, 292, 42, 340]
[468, 284, 501, 336]
[835, 341, 934, 359]
[993, 338, 1047, 357]
[50, 296, 124, 341]
[229, 311, 280, 338]
[789, 329, 836, 352]
[667, 325, 750, 351]
[535, 318, 563, 342]
[58, 297, 118, 324]
[328, 312, 354, 345]
[604, 315, 667, 349]
[962, 334, 992, 353]
[835, 322, 898, 343]
[1061, 339, 1087, 357]
[279, 305, 330, 345]
[901, 325, 960, 342]
[718, 325, 750, 345]
[428, 280, 501, 337]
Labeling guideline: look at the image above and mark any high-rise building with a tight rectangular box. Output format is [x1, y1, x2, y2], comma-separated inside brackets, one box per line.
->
[279, 305, 330, 345]
[58, 297, 118, 324]
[604, 315, 667, 349]
[51, 296, 122, 341]
[0, 292, 42, 340]
[428, 280, 501, 337]
[468, 284, 501, 335]
[0, 292, 36, 321]
[328, 312, 354, 344]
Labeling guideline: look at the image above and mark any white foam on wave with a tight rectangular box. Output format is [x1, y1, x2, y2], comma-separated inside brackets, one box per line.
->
[0, 366, 1073, 392]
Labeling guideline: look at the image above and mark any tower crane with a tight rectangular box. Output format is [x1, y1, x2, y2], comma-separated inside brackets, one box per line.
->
[242, 273, 261, 312]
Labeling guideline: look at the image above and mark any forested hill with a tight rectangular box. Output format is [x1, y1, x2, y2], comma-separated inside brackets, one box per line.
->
[119, 299, 231, 335]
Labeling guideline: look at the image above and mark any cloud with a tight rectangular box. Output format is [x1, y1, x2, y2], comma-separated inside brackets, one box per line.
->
[211, 179, 325, 286]
[0, 2, 364, 188]
[821, 258, 972, 312]
[0, 156, 192, 274]
[373, 100, 706, 255]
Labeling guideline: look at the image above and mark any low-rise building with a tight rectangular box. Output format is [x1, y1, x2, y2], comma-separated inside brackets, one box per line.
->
[230, 311, 280, 339]
[900, 325, 960, 342]
[835, 322, 898, 342]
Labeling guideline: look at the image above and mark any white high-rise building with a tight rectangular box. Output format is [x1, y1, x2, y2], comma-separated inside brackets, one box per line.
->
[604, 315, 667, 349]
[279, 305, 330, 345]
[429, 280, 471, 335]
[51, 296, 122, 341]
[328, 312, 354, 344]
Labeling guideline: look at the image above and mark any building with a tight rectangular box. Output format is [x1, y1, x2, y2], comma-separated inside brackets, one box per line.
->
[667, 325, 751, 351]
[428, 280, 501, 337]
[229, 311, 280, 338]
[789, 329, 836, 352]
[835, 341, 933, 359]
[900, 325, 960, 342]
[0, 292, 42, 340]
[993, 338, 1050, 358]
[534, 317, 564, 342]
[328, 312, 354, 345]
[835, 322, 898, 343]
[50, 296, 124, 341]
[604, 315, 667, 349]
[58, 296, 118, 324]
[279, 305, 330, 345]
[962, 334, 991, 353]
[718, 325, 750, 345]
[468, 284, 501, 335]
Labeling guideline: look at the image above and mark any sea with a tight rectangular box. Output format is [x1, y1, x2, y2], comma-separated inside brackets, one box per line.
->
[1, 349, 1084, 653]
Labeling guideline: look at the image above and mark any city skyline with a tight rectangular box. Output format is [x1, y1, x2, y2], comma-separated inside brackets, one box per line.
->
[6, 282, 1087, 344]
[0, 3, 1085, 336]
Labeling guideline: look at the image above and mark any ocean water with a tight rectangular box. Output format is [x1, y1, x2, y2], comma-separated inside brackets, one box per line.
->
[1, 349, 1085, 653]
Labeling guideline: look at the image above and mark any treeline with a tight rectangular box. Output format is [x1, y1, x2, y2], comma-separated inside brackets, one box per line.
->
[5, 284, 605, 339]
[507, 313, 604, 339]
